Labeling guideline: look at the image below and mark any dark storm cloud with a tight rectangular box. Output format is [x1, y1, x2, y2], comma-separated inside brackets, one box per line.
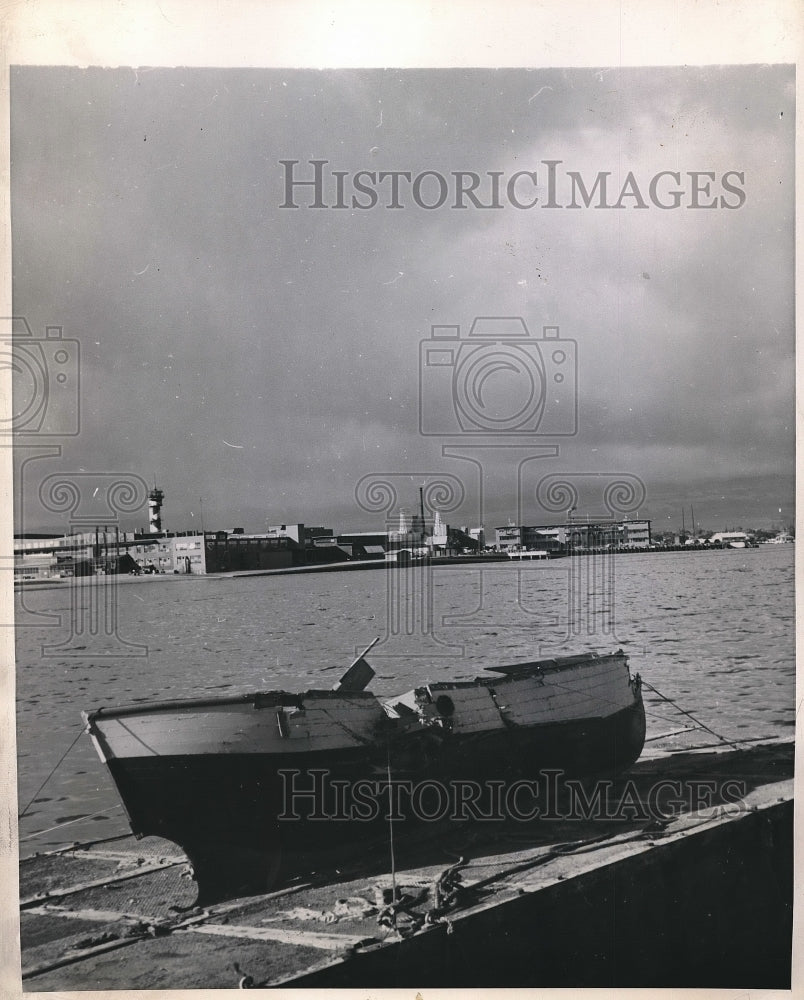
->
[11, 65, 793, 532]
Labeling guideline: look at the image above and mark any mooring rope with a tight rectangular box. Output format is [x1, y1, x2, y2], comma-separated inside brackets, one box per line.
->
[386, 748, 397, 922]
[641, 679, 750, 749]
[18, 726, 86, 820]
[19, 804, 123, 842]
[644, 726, 698, 742]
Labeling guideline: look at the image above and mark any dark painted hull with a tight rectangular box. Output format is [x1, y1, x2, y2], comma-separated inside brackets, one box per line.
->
[106, 695, 645, 903]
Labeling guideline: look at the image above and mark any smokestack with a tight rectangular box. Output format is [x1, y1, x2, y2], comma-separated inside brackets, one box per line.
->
[148, 487, 165, 534]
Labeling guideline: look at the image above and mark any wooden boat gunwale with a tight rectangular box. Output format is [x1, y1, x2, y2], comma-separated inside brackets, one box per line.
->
[84, 687, 380, 723]
[485, 650, 627, 677]
[85, 652, 633, 723]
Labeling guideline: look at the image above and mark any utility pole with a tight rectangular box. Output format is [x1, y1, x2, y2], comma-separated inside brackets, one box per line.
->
[419, 485, 426, 544]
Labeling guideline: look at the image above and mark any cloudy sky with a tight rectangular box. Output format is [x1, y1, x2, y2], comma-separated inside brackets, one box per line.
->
[10, 65, 794, 534]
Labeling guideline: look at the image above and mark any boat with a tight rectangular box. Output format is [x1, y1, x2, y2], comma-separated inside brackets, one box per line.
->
[83, 645, 645, 904]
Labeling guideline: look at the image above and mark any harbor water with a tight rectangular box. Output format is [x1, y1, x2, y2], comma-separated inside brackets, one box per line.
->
[15, 545, 795, 856]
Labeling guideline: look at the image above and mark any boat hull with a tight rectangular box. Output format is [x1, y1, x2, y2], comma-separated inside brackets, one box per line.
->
[85, 651, 645, 903]
[100, 696, 645, 903]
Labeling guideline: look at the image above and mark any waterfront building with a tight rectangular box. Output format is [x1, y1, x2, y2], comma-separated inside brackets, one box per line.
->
[765, 531, 794, 544]
[12, 529, 207, 579]
[621, 520, 651, 547]
[203, 526, 305, 573]
[495, 520, 652, 553]
[303, 526, 334, 542]
[427, 510, 449, 555]
[496, 525, 523, 551]
[14, 534, 84, 581]
[467, 526, 486, 550]
[708, 531, 753, 548]
[337, 531, 392, 559]
[154, 534, 205, 574]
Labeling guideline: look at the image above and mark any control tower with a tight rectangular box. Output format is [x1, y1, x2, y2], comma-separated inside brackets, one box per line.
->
[148, 487, 165, 534]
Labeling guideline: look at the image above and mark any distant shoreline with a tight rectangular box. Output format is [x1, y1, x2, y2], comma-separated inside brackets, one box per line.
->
[12, 554, 506, 591]
[13, 543, 781, 594]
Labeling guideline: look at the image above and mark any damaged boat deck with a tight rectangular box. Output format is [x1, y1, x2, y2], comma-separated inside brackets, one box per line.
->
[19, 737, 794, 989]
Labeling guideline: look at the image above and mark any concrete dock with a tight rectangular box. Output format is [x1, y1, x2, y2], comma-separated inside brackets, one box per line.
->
[18, 738, 793, 989]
